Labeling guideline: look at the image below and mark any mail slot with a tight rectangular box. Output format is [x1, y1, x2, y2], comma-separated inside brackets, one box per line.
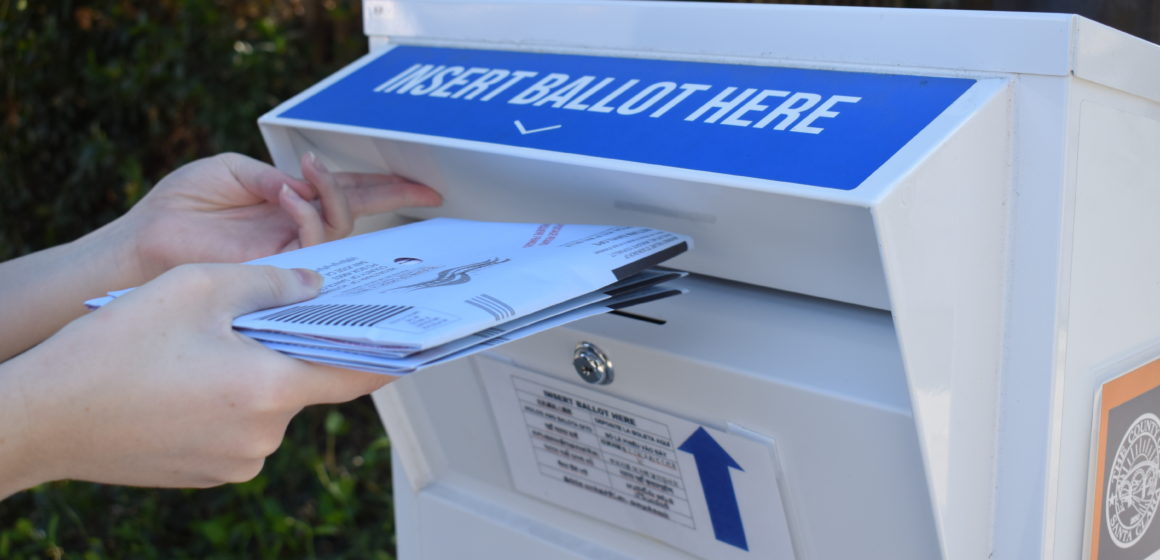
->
[259, 3, 1160, 559]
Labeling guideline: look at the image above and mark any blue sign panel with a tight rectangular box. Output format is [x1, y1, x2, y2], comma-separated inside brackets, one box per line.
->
[281, 46, 975, 190]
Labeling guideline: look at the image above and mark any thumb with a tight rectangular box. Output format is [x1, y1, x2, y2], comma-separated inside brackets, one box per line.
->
[204, 264, 323, 317]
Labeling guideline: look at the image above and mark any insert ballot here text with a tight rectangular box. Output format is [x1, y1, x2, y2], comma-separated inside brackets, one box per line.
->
[374, 61, 860, 135]
[280, 45, 976, 190]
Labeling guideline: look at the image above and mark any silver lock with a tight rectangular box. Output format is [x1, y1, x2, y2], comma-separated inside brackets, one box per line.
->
[573, 342, 613, 385]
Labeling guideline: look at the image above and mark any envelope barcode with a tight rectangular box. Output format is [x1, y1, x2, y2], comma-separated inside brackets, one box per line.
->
[258, 304, 412, 327]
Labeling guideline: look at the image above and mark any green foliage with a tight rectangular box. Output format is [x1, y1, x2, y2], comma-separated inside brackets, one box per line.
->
[0, 400, 398, 559]
[0, 0, 366, 259]
[0, 2, 399, 558]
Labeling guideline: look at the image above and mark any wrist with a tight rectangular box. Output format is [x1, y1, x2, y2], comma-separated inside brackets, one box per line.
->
[75, 213, 152, 291]
[0, 218, 147, 361]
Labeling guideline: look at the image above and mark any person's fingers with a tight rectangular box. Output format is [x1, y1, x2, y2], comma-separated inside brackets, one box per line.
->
[217, 152, 315, 203]
[346, 178, 444, 215]
[282, 362, 397, 406]
[311, 169, 432, 191]
[300, 152, 354, 239]
[298, 153, 443, 218]
[279, 183, 326, 248]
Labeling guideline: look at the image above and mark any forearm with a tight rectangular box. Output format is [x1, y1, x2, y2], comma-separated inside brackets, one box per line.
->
[0, 219, 144, 361]
[0, 348, 57, 499]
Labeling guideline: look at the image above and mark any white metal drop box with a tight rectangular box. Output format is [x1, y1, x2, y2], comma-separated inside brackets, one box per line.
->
[258, 3, 1160, 559]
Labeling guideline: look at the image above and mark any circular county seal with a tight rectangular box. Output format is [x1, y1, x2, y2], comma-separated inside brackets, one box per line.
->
[1107, 412, 1160, 548]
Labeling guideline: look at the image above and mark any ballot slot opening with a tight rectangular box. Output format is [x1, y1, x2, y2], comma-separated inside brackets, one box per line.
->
[608, 309, 666, 325]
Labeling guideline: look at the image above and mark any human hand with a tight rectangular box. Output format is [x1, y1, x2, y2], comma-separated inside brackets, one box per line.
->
[0, 151, 438, 365]
[0, 263, 393, 493]
[114, 152, 442, 285]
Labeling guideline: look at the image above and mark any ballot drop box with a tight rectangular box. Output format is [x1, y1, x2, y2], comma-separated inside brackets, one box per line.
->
[258, 3, 1160, 559]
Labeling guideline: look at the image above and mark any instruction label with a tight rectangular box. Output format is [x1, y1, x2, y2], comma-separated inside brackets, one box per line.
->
[480, 359, 796, 559]
[280, 45, 975, 190]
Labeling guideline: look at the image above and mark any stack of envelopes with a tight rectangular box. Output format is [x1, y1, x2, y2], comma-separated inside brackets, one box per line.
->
[88, 218, 691, 375]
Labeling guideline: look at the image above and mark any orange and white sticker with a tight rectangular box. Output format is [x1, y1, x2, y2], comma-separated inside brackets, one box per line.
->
[1089, 357, 1160, 560]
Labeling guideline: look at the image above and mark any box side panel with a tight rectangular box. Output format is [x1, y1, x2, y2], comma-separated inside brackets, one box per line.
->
[1053, 81, 1160, 560]
[1074, 17, 1160, 105]
[873, 82, 1012, 559]
[989, 74, 1074, 560]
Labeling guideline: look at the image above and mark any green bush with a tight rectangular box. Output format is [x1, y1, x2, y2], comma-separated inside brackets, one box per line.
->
[0, 2, 399, 558]
[0, 402, 398, 559]
[0, 0, 366, 259]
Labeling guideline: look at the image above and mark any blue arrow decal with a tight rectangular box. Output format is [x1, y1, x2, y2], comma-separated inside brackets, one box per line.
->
[679, 426, 748, 550]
